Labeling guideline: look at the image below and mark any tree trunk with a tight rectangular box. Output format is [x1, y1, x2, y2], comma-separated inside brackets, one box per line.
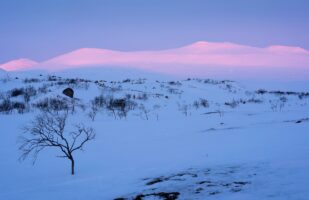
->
[70, 158, 75, 175]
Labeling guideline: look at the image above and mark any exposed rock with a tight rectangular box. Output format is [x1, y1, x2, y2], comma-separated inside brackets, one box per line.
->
[62, 88, 74, 98]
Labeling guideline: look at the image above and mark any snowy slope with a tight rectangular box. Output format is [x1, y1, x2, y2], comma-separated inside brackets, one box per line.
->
[0, 58, 38, 71]
[0, 71, 309, 200]
[2, 41, 309, 80]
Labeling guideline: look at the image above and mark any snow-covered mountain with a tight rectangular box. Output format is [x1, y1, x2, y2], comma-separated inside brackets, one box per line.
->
[2, 41, 309, 79]
[0, 58, 38, 71]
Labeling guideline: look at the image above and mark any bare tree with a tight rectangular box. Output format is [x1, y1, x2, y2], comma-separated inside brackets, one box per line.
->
[19, 110, 95, 175]
[139, 104, 150, 120]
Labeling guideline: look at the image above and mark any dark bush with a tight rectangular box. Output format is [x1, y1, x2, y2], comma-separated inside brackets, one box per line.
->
[168, 81, 182, 86]
[47, 75, 58, 81]
[106, 97, 137, 118]
[24, 78, 40, 83]
[33, 97, 69, 111]
[225, 98, 262, 108]
[135, 93, 148, 101]
[122, 79, 131, 83]
[92, 95, 107, 108]
[193, 98, 209, 109]
[12, 102, 26, 113]
[24, 86, 37, 103]
[0, 99, 26, 114]
[11, 88, 24, 97]
[0, 99, 12, 113]
[38, 84, 50, 94]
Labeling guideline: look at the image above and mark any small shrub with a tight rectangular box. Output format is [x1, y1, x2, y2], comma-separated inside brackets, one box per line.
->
[12, 102, 26, 113]
[225, 99, 239, 108]
[168, 81, 182, 86]
[0, 98, 26, 114]
[193, 98, 209, 109]
[33, 97, 69, 111]
[122, 79, 131, 83]
[136, 93, 148, 101]
[24, 78, 40, 83]
[0, 99, 12, 113]
[107, 97, 137, 118]
[256, 89, 267, 94]
[47, 75, 58, 81]
[38, 84, 50, 94]
[11, 88, 24, 97]
[23, 86, 37, 103]
[92, 95, 107, 108]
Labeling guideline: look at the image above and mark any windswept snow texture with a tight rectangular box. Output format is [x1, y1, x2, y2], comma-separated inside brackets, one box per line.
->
[0, 72, 309, 200]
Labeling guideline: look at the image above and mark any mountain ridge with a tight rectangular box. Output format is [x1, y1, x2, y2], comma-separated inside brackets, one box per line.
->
[1, 41, 309, 74]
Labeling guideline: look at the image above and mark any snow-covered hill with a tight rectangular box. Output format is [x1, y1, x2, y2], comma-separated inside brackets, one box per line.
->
[0, 72, 309, 200]
[2, 41, 309, 80]
[0, 58, 38, 71]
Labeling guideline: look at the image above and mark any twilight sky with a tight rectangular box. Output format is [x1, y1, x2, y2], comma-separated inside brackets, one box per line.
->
[1, 0, 309, 63]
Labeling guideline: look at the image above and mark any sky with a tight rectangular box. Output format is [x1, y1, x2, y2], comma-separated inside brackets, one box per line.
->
[1, 0, 309, 63]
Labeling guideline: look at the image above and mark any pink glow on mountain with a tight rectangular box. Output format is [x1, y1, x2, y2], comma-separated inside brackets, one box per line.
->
[2, 42, 309, 77]
[0, 58, 38, 71]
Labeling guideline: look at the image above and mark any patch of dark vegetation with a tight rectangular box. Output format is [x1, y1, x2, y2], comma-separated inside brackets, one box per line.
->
[230, 188, 242, 192]
[118, 166, 254, 200]
[133, 192, 180, 200]
[193, 98, 209, 109]
[225, 98, 263, 108]
[24, 78, 41, 83]
[202, 79, 234, 85]
[37, 84, 50, 94]
[195, 187, 204, 193]
[209, 191, 220, 195]
[146, 172, 198, 186]
[47, 75, 59, 82]
[197, 180, 212, 185]
[23, 86, 37, 103]
[146, 177, 165, 185]
[33, 97, 69, 111]
[256, 89, 267, 94]
[256, 89, 309, 99]
[233, 181, 250, 185]
[9, 86, 37, 103]
[56, 78, 91, 89]
[0, 99, 26, 114]
[92, 95, 107, 108]
[167, 87, 183, 95]
[89, 95, 137, 119]
[10, 88, 24, 97]
[132, 93, 148, 101]
[122, 78, 131, 83]
[168, 81, 182, 86]
[107, 97, 137, 118]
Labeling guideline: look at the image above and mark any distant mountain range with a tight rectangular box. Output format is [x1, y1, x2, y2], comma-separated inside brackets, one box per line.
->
[1, 41, 309, 79]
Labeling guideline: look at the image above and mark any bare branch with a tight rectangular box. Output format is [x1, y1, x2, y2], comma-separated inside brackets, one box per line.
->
[18, 110, 96, 175]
